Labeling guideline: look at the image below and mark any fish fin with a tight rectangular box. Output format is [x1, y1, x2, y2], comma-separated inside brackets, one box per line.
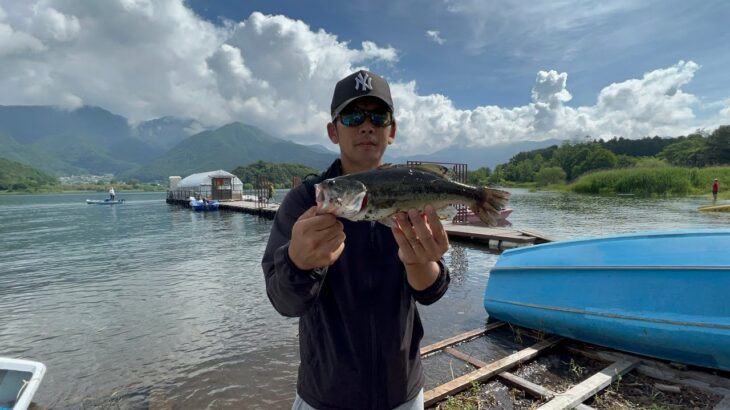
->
[470, 188, 510, 226]
[411, 163, 451, 177]
[378, 163, 452, 178]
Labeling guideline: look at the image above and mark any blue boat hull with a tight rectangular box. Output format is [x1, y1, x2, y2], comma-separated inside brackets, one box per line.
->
[484, 229, 730, 371]
[190, 200, 219, 212]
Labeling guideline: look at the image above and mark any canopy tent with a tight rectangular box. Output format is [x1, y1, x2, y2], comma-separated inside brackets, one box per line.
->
[169, 170, 243, 201]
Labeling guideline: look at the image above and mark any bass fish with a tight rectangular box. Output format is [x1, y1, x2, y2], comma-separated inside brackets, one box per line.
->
[315, 164, 510, 226]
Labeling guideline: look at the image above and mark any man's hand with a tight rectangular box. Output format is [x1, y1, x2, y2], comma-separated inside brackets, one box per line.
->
[391, 205, 449, 290]
[288, 206, 346, 271]
[391, 205, 449, 266]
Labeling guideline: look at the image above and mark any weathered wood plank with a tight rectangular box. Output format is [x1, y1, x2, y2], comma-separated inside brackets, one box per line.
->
[444, 347, 595, 410]
[420, 322, 504, 357]
[567, 346, 730, 397]
[537, 359, 638, 410]
[424, 336, 562, 406]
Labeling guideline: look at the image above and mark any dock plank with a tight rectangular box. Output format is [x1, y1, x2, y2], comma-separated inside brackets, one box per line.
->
[424, 336, 562, 406]
[537, 359, 638, 410]
[443, 347, 595, 410]
[420, 322, 504, 357]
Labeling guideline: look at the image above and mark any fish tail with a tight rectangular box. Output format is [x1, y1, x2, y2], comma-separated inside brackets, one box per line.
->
[470, 187, 510, 226]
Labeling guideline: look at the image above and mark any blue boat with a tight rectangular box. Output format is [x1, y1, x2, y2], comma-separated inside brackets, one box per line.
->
[484, 229, 730, 371]
[188, 197, 219, 212]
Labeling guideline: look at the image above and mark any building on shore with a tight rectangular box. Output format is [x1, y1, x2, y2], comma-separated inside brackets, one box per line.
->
[167, 170, 243, 201]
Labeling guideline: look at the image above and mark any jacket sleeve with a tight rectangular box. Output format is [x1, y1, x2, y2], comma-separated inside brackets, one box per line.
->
[262, 186, 326, 317]
[410, 259, 450, 305]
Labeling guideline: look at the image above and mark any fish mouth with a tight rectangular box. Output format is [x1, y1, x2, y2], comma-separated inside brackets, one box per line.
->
[314, 180, 368, 219]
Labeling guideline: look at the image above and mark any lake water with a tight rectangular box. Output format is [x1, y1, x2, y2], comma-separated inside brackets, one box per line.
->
[1, 190, 727, 409]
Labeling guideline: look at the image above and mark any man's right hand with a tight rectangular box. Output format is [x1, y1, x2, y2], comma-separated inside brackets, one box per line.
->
[288, 206, 346, 271]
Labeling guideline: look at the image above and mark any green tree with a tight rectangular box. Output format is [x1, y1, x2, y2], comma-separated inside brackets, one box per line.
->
[535, 166, 566, 186]
[704, 125, 730, 165]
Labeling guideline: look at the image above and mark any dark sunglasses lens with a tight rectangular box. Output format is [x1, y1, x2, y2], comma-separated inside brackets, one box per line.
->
[370, 112, 390, 126]
[340, 112, 365, 126]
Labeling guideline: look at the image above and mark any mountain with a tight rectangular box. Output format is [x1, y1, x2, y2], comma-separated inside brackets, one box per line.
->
[385, 139, 565, 169]
[133, 116, 207, 150]
[0, 157, 58, 191]
[0, 105, 163, 175]
[120, 122, 338, 182]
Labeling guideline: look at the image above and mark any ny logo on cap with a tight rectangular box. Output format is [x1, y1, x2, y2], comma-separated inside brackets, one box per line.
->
[354, 72, 373, 91]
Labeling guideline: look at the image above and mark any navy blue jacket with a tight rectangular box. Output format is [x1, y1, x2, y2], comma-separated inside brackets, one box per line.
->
[262, 159, 450, 409]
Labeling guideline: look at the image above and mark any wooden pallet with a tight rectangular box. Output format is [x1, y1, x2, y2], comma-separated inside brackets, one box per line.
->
[421, 322, 730, 409]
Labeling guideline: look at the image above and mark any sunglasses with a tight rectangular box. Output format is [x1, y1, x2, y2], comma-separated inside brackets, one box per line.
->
[338, 109, 393, 127]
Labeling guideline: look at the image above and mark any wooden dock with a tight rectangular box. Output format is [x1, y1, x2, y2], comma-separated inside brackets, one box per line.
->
[167, 198, 551, 248]
[421, 322, 730, 409]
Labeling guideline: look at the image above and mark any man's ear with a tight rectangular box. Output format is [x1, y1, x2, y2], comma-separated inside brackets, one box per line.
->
[327, 122, 339, 144]
[387, 121, 396, 145]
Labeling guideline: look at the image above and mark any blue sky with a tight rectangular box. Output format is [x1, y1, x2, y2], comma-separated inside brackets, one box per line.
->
[1, 0, 729, 155]
[186, 0, 730, 108]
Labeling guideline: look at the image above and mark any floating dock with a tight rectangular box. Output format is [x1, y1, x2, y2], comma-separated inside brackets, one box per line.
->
[167, 198, 551, 248]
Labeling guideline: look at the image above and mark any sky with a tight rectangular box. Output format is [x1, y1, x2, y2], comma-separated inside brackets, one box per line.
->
[1, 0, 729, 156]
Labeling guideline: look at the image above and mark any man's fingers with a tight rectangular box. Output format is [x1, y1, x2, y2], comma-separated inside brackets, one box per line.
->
[298, 206, 319, 221]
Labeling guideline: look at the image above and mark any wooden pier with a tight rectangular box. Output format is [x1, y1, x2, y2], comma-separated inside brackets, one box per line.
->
[421, 322, 730, 409]
[167, 198, 551, 248]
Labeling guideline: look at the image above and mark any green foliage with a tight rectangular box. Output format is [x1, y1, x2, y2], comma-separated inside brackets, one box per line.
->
[704, 125, 730, 165]
[231, 160, 319, 188]
[633, 157, 669, 168]
[572, 167, 698, 196]
[467, 167, 491, 186]
[0, 157, 59, 192]
[657, 133, 707, 166]
[535, 166, 566, 186]
[600, 135, 676, 157]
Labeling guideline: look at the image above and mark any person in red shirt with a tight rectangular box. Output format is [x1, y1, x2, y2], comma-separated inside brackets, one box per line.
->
[712, 178, 720, 202]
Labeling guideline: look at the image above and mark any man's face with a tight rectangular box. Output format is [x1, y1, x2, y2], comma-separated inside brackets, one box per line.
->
[327, 97, 396, 174]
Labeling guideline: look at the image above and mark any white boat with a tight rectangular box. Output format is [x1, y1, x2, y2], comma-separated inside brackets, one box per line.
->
[0, 358, 46, 410]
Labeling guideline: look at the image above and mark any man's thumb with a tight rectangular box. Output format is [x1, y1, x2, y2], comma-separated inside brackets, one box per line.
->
[298, 206, 318, 221]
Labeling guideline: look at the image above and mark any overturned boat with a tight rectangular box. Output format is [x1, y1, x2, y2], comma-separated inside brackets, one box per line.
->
[484, 229, 730, 371]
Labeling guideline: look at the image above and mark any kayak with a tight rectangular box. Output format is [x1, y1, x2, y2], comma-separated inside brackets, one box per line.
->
[189, 197, 220, 212]
[0, 357, 46, 410]
[86, 199, 125, 205]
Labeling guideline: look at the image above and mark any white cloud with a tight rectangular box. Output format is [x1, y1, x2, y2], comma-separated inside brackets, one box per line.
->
[0, 0, 715, 156]
[425, 30, 445, 45]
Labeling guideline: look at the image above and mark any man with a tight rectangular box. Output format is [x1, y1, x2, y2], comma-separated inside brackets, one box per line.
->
[109, 186, 115, 201]
[713, 178, 720, 202]
[262, 70, 450, 410]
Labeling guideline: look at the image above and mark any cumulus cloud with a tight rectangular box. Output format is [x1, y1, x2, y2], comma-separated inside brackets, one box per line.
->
[0, 0, 716, 155]
[425, 30, 445, 45]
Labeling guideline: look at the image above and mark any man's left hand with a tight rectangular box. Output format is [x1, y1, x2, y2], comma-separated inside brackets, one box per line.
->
[391, 205, 449, 266]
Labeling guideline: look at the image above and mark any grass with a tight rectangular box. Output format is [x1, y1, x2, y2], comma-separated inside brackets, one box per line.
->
[569, 165, 730, 197]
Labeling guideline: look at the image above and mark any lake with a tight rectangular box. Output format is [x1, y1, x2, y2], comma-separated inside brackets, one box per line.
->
[1, 190, 727, 409]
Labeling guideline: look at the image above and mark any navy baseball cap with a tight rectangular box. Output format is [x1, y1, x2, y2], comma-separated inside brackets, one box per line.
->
[330, 70, 394, 119]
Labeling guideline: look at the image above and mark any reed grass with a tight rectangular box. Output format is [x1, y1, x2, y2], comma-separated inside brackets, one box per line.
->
[570, 166, 730, 197]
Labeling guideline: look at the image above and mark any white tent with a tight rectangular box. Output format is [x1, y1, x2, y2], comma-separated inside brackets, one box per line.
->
[168, 170, 243, 201]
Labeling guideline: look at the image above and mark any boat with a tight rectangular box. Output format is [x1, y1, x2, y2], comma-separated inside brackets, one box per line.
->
[86, 199, 125, 205]
[0, 357, 46, 410]
[698, 203, 730, 212]
[462, 208, 513, 226]
[188, 197, 219, 212]
[483, 229, 730, 371]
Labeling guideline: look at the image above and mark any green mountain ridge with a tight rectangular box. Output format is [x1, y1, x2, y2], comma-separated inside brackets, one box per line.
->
[120, 122, 337, 182]
[0, 157, 58, 191]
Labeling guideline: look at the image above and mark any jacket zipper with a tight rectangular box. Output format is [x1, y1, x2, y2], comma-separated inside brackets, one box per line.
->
[368, 221, 377, 409]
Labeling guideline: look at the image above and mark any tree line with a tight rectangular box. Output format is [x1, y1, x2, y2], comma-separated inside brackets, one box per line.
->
[471, 125, 730, 186]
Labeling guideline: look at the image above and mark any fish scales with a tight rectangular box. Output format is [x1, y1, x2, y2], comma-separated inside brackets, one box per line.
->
[315, 164, 509, 225]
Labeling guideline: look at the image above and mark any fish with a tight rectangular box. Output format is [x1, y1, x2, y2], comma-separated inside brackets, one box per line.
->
[315, 164, 510, 226]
